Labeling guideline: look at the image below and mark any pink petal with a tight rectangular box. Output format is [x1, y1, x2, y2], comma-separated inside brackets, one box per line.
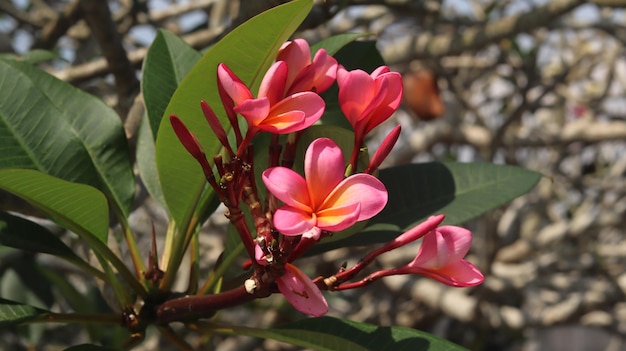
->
[266, 92, 325, 133]
[276, 263, 328, 317]
[316, 202, 361, 232]
[259, 110, 306, 133]
[371, 65, 390, 78]
[273, 206, 316, 235]
[304, 138, 346, 209]
[258, 61, 287, 105]
[336, 65, 349, 86]
[322, 174, 388, 221]
[363, 72, 403, 134]
[353, 77, 390, 133]
[277, 39, 311, 90]
[412, 260, 484, 287]
[235, 97, 270, 128]
[409, 226, 473, 269]
[217, 63, 253, 105]
[288, 49, 337, 94]
[255, 243, 269, 266]
[262, 167, 311, 211]
[436, 226, 473, 262]
[337, 69, 376, 125]
[386, 214, 445, 251]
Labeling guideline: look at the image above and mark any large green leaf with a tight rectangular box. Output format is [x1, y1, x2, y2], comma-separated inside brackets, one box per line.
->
[0, 212, 104, 278]
[311, 162, 541, 252]
[0, 59, 135, 217]
[135, 113, 166, 207]
[142, 29, 202, 137]
[234, 317, 467, 351]
[0, 298, 49, 327]
[0, 169, 144, 293]
[155, 0, 313, 230]
[0, 49, 59, 64]
[139, 30, 202, 209]
[0, 169, 109, 243]
[0, 211, 77, 258]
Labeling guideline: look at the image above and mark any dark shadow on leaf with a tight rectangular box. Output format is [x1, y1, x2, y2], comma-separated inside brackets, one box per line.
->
[275, 316, 459, 351]
[308, 162, 455, 254]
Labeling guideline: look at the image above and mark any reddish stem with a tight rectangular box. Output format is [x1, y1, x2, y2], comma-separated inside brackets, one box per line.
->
[155, 286, 260, 324]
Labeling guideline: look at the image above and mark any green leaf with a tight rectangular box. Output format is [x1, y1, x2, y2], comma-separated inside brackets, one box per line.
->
[0, 212, 77, 258]
[0, 169, 109, 243]
[0, 298, 49, 327]
[311, 162, 541, 252]
[155, 0, 313, 230]
[0, 170, 145, 295]
[140, 30, 202, 209]
[0, 49, 59, 64]
[233, 316, 468, 351]
[135, 111, 166, 208]
[0, 211, 106, 279]
[0, 59, 135, 217]
[142, 29, 202, 137]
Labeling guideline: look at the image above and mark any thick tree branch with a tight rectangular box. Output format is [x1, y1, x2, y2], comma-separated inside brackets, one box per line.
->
[79, 0, 140, 117]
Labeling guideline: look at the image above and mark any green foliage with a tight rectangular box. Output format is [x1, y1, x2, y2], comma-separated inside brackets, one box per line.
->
[233, 316, 468, 351]
[0, 59, 135, 217]
[155, 0, 313, 231]
[0, 298, 49, 327]
[0, 169, 109, 243]
[0, 49, 59, 64]
[311, 162, 542, 253]
[139, 29, 202, 208]
[0, 0, 543, 350]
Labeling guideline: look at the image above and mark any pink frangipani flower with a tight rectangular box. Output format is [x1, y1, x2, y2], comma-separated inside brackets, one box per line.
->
[399, 225, 484, 287]
[276, 263, 328, 317]
[277, 39, 338, 95]
[217, 63, 325, 136]
[262, 138, 388, 239]
[337, 65, 403, 137]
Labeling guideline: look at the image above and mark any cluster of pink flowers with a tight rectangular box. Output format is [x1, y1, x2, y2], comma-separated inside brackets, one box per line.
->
[171, 39, 484, 317]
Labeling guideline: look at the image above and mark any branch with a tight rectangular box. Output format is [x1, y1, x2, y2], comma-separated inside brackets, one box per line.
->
[412, 120, 626, 152]
[49, 26, 224, 85]
[0, 1, 49, 27]
[79, 0, 140, 117]
[32, 0, 82, 50]
[381, 0, 586, 63]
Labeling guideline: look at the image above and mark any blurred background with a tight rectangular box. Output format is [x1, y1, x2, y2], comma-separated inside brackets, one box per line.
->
[1, 0, 626, 350]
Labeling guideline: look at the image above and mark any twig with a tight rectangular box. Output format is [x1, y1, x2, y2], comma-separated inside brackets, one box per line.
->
[32, 0, 82, 50]
[381, 0, 586, 63]
[49, 26, 224, 84]
[79, 0, 140, 117]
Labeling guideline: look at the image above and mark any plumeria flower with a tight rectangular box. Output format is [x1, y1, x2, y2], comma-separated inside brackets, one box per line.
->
[217, 63, 325, 137]
[277, 39, 338, 95]
[337, 65, 403, 137]
[276, 263, 328, 317]
[262, 137, 388, 240]
[398, 225, 484, 287]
